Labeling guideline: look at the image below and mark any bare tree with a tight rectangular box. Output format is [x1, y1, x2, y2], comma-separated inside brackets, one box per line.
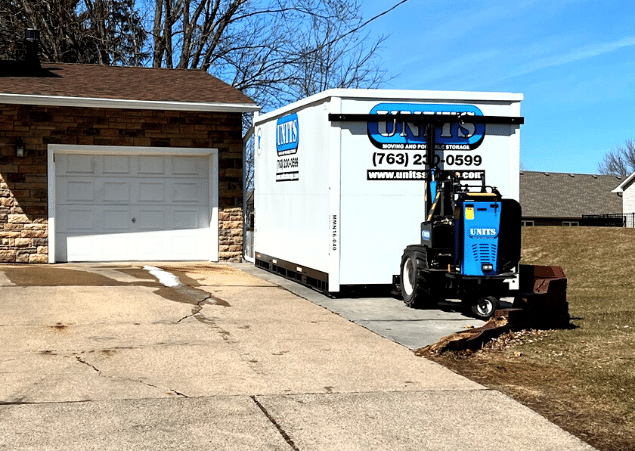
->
[80, 0, 148, 66]
[152, 0, 249, 70]
[151, 0, 388, 110]
[598, 139, 635, 178]
[0, 0, 147, 65]
[0, 1, 24, 59]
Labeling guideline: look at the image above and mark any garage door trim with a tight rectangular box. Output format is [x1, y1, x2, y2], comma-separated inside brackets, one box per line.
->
[47, 144, 219, 263]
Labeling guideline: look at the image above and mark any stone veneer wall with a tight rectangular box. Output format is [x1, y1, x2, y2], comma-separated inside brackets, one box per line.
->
[0, 104, 244, 263]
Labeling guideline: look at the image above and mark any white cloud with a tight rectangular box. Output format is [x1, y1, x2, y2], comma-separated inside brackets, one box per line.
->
[500, 36, 635, 82]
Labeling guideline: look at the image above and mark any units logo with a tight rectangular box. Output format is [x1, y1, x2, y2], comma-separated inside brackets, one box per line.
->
[275, 112, 300, 182]
[469, 228, 498, 238]
[276, 112, 299, 156]
[367, 103, 485, 151]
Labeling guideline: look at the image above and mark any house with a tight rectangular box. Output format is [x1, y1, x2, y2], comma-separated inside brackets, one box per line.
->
[611, 172, 635, 227]
[519, 171, 623, 226]
[1, 55, 258, 263]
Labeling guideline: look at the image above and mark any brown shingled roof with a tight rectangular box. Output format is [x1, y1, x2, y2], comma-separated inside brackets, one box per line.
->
[520, 171, 623, 218]
[0, 62, 257, 108]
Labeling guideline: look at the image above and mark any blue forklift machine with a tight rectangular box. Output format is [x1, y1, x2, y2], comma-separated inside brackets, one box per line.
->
[398, 114, 523, 320]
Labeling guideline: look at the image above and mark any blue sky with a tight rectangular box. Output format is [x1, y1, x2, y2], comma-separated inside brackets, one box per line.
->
[363, 0, 635, 174]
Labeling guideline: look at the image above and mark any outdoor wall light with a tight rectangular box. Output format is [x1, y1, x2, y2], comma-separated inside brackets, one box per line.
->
[15, 138, 26, 158]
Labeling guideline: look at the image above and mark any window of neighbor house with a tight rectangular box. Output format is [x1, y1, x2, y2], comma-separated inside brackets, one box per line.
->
[522, 220, 535, 226]
[562, 221, 579, 226]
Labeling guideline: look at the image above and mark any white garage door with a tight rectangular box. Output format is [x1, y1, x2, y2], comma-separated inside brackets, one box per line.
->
[55, 152, 215, 262]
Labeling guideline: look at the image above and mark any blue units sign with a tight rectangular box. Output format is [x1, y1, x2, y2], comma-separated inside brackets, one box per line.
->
[367, 103, 485, 151]
[276, 113, 300, 181]
[276, 113, 299, 155]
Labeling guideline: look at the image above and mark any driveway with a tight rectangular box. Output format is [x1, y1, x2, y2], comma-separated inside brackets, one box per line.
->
[0, 262, 593, 450]
[237, 263, 491, 349]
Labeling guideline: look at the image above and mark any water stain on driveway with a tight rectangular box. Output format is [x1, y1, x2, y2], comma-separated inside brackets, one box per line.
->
[0, 266, 155, 287]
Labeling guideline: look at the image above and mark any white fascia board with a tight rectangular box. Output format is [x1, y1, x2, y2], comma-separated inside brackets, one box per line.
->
[255, 88, 523, 124]
[613, 171, 635, 192]
[0, 93, 260, 113]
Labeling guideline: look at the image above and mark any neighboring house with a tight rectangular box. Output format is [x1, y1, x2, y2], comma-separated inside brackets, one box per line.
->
[612, 172, 635, 227]
[519, 171, 623, 226]
[1, 55, 258, 263]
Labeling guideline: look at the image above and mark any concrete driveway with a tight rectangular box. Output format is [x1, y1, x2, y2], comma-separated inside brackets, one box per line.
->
[0, 262, 593, 450]
[237, 263, 493, 350]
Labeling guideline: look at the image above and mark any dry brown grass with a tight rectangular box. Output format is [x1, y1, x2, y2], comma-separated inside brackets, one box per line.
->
[425, 227, 635, 451]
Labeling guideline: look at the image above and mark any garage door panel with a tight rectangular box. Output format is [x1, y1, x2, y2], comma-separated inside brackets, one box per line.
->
[172, 208, 202, 229]
[135, 234, 166, 259]
[172, 156, 207, 176]
[173, 181, 204, 203]
[62, 235, 95, 261]
[103, 155, 131, 174]
[65, 154, 95, 174]
[138, 156, 165, 175]
[137, 181, 166, 203]
[170, 231, 212, 258]
[103, 182, 130, 202]
[63, 207, 95, 231]
[65, 181, 95, 202]
[136, 209, 166, 231]
[55, 152, 216, 262]
[101, 208, 131, 231]
[102, 234, 133, 258]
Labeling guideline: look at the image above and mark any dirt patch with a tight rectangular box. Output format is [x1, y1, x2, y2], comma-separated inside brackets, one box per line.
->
[419, 227, 635, 451]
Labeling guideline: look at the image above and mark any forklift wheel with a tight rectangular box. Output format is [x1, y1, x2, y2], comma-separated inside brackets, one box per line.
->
[471, 296, 499, 320]
[400, 248, 438, 309]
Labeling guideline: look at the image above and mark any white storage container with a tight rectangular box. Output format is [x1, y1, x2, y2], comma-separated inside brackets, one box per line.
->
[254, 89, 522, 293]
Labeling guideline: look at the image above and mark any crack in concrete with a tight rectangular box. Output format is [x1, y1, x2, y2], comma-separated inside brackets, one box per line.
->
[75, 356, 100, 374]
[170, 388, 189, 397]
[74, 354, 188, 398]
[251, 395, 299, 451]
[176, 296, 212, 324]
[175, 296, 235, 345]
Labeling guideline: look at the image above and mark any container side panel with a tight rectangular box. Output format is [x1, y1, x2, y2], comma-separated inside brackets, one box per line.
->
[254, 101, 331, 272]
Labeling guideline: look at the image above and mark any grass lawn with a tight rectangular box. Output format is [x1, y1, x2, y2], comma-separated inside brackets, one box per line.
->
[424, 227, 635, 451]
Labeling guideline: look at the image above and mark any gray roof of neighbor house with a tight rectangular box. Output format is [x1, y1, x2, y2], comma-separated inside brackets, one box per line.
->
[0, 62, 259, 112]
[520, 171, 624, 218]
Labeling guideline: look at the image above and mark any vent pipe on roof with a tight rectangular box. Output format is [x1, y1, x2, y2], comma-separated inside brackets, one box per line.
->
[24, 28, 41, 71]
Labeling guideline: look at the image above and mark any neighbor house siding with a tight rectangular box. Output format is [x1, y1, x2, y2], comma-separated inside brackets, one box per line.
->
[0, 104, 244, 263]
[622, 180, 635, 216]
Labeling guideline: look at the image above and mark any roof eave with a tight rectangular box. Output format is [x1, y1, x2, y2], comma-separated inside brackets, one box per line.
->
[0, 93, 261, 113]
[613, 171, 635, 193]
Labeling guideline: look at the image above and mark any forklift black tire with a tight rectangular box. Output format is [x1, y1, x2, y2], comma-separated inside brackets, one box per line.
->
[400, 249, 438, 309]
[471, 296, 499, 320]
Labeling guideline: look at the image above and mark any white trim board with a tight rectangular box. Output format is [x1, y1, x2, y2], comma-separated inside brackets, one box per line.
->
[0, 93, 260, 113]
